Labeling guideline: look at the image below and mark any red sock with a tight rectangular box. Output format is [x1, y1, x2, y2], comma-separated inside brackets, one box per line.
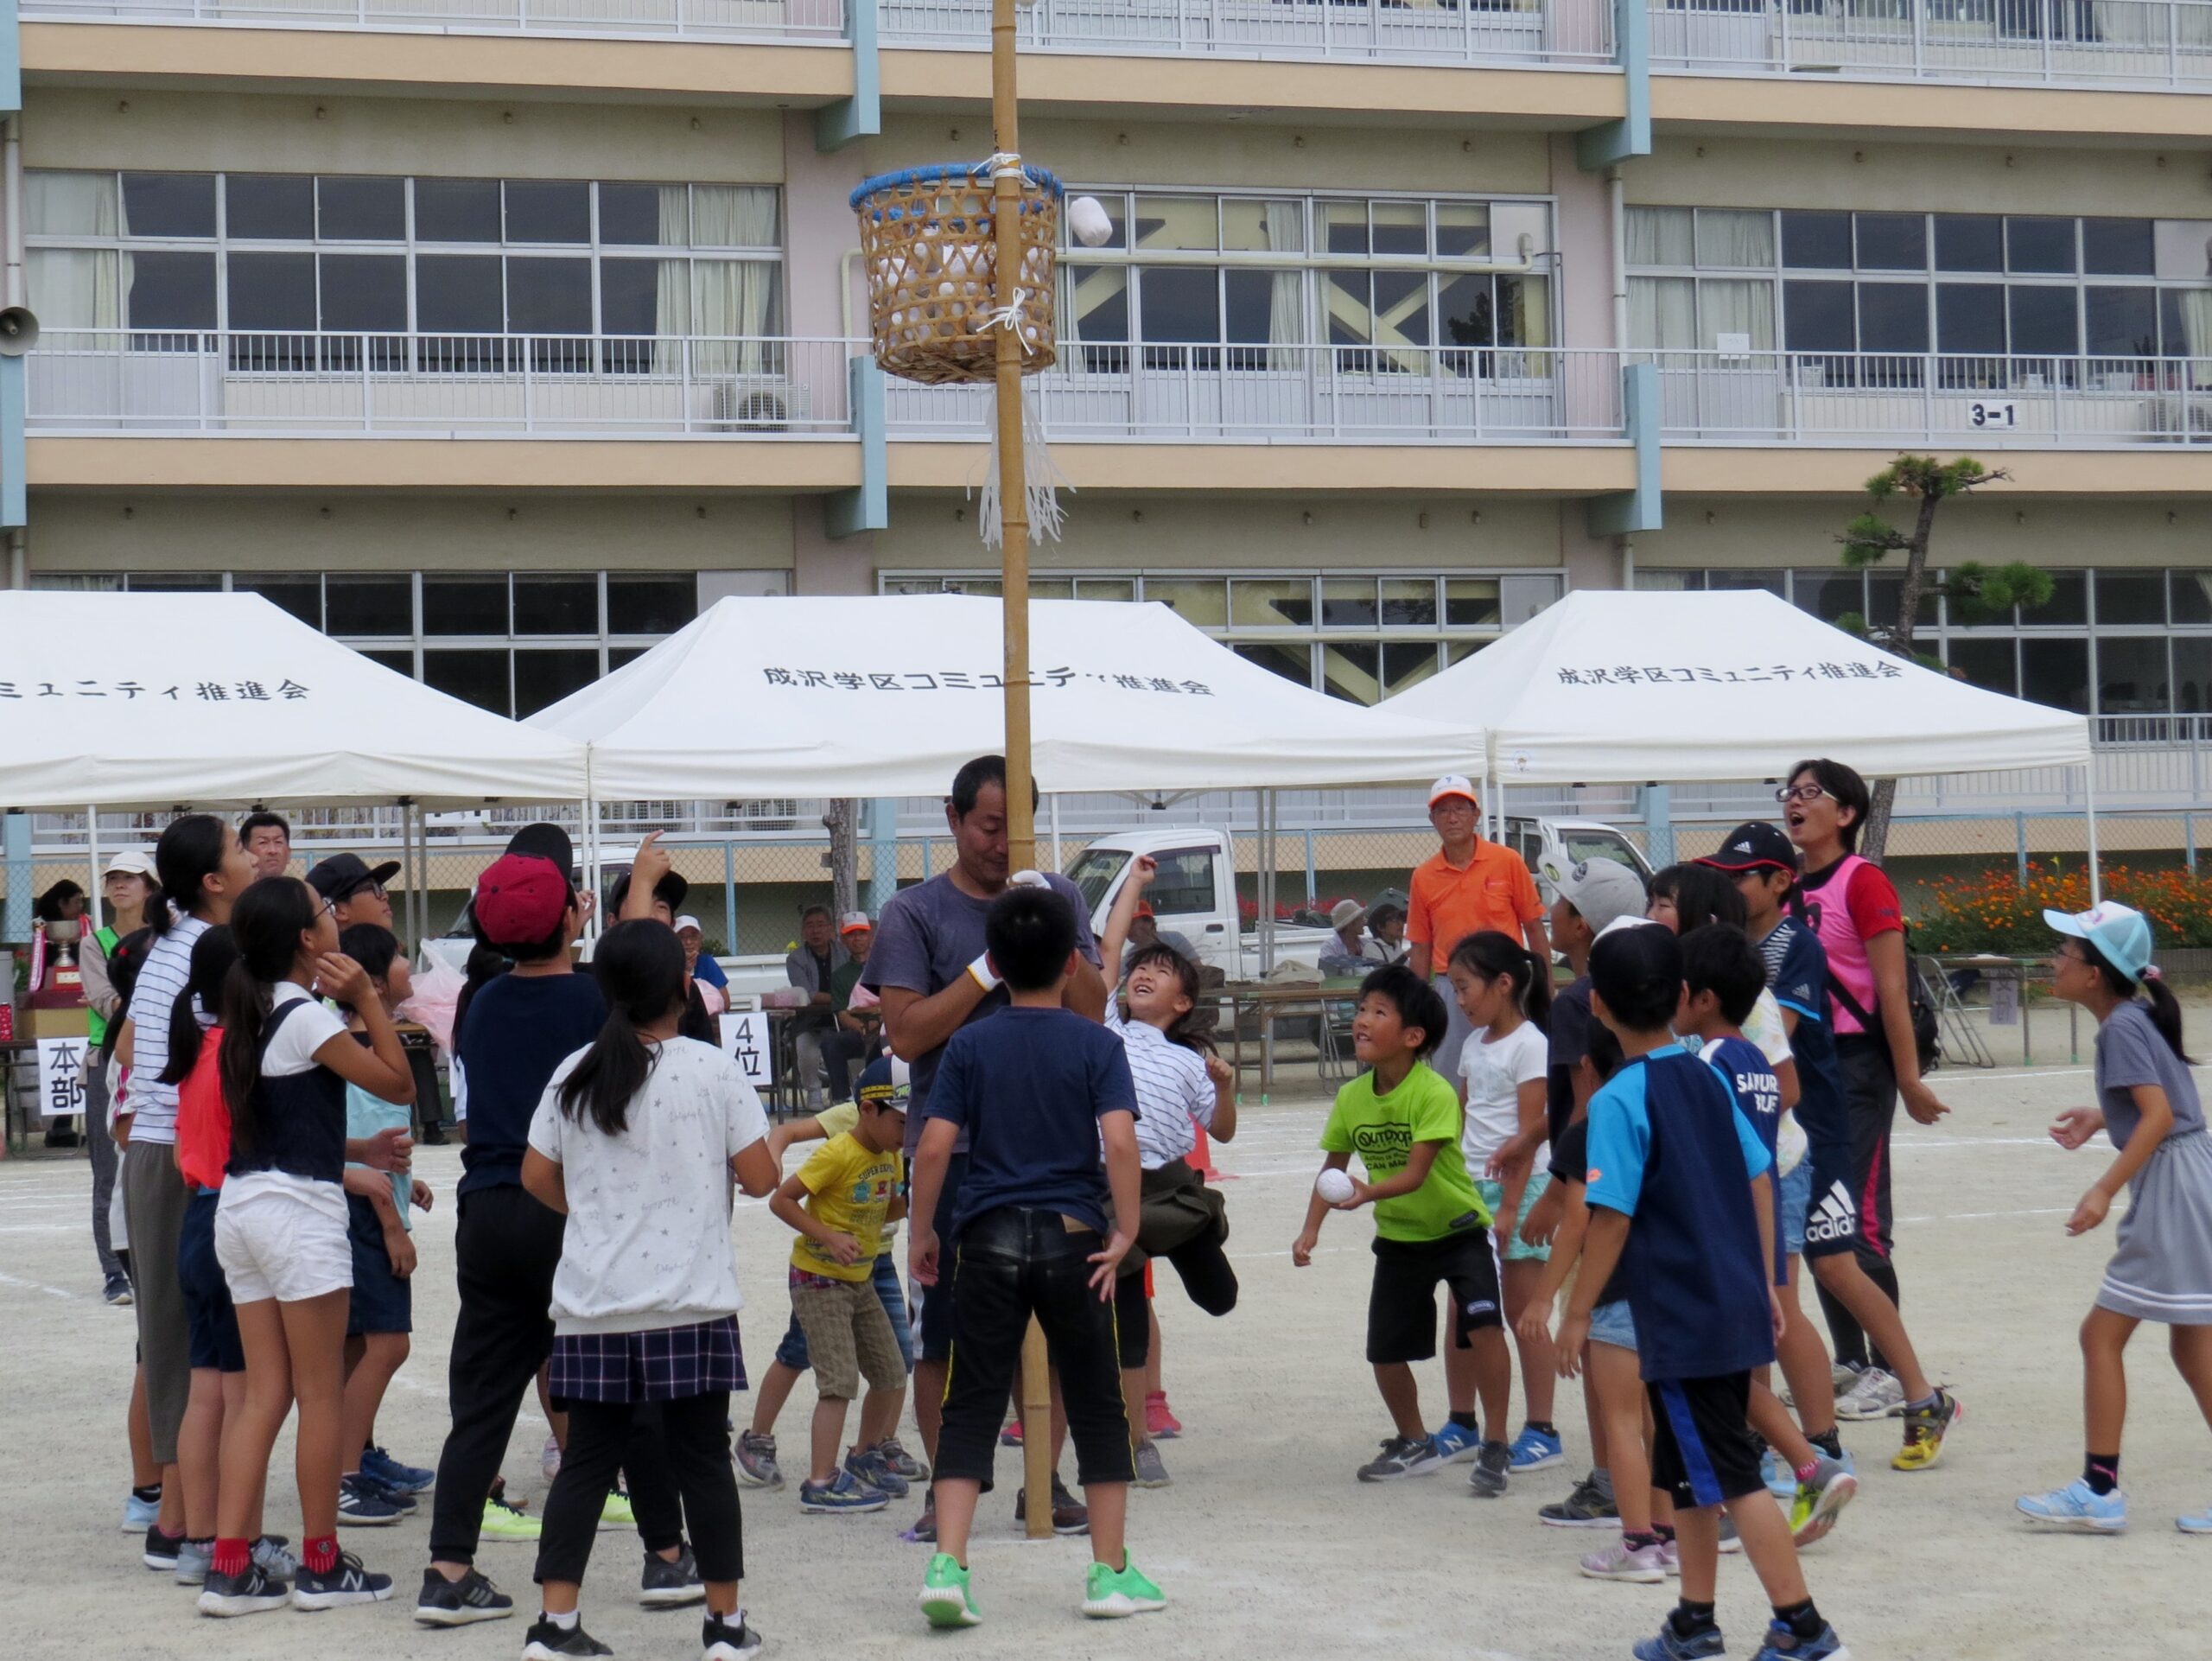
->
[304, 1535, 340, 1575]
[211, 1537, 251, 1577]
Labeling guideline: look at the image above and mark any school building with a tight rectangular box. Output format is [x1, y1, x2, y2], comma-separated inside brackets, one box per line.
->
[3, 1, 2211, 848]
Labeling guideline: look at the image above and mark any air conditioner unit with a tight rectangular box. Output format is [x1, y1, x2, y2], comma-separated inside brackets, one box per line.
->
[708, 382, 788, 433]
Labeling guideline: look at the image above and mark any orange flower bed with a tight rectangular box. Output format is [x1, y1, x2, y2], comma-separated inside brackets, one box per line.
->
[1913, 862, 2212, 956]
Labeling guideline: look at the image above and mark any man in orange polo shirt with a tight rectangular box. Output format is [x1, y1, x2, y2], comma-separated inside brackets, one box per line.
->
[1406, 775, 1548, 1084]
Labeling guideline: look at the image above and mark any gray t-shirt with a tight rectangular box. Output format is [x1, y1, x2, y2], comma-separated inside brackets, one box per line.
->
[2095, 997, 2205, 1150]
[861, 870, 1102, 1155]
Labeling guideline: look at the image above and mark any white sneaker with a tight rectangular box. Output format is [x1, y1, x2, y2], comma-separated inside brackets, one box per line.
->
[1834, 1366, 1906, 1421]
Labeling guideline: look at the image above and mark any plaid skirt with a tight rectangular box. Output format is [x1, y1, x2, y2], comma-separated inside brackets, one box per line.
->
[548, 1315, 746, 1406]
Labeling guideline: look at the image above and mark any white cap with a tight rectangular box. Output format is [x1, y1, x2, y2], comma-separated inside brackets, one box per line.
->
[104, 848, 157, 879]
[673, 914, 703, 935]
[1596, 914, 1666, 941]
[1428, 774, 1478, 810]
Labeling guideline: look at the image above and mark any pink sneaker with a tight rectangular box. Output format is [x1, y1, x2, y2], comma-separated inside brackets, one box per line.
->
[1145, 1392, 1182, 1441]
[1580, 1537, 1668, 1583]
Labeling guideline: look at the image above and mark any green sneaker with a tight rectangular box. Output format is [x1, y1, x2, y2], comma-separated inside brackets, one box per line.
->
[919, 1553, 981, 1628]
[1080, 1553, 1166, 1620]
[479, 1495, 542, 1543]
[597, 1489, 637, 1532]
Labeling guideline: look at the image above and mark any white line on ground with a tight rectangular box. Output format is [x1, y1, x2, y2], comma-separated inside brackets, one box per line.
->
[0, 1269, 77, 1299]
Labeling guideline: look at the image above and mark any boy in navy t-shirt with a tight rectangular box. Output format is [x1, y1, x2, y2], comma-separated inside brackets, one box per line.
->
[908, 886, 1160, 1629]
[1558, 925, 1846, 1661]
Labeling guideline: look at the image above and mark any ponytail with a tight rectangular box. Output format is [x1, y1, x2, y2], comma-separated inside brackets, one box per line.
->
[158, 926, 237, 1086]
[216, 876, 317, 1161]
[2139, 973, 2192, 1065]
[150, 814, 233, 938]
[1447, 929, 1554, 1034]
[559, 920, 685, 1138]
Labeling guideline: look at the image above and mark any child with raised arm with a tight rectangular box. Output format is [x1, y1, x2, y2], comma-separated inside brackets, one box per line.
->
[907, 885, 1158, 1628]
[2018, 901, 2212, 1536]
[1293, 964, 1509, 1488]
[1553, 924, 1847, 1661]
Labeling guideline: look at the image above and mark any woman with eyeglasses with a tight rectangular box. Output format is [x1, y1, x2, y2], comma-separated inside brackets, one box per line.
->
[2018, 901, 2212, 1537]
[1779, 760, 1955, 1458]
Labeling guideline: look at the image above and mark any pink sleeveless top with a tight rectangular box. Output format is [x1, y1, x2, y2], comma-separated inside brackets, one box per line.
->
[1807, 854, 1878, 1038]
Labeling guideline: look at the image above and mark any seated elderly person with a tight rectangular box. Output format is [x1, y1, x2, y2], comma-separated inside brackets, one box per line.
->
[1318, 898, 1377, 979]
[1364, 901, 1410, 966]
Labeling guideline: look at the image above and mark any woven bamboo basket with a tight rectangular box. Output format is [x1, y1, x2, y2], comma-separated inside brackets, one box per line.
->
[849, 162, 1063, 386]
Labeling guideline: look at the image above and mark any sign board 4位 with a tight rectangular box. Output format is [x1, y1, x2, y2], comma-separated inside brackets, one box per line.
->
[720, 1010, 772, 1088]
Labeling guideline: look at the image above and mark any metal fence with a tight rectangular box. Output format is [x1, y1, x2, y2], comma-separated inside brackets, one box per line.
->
[19, 0, 844, 36]
[879, 0, 1616, 62]
[1649, 0, 2212, 88]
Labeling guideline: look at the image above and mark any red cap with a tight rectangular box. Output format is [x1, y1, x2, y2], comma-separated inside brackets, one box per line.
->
[1135, 901, 1155, 919]
[474, 853, 570, 946]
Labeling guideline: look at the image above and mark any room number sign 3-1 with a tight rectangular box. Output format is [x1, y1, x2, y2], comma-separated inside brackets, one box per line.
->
[1968, 400, 2017, 429]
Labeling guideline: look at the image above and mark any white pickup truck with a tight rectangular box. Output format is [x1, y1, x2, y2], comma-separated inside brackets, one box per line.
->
[1063, 817, 1649, 981]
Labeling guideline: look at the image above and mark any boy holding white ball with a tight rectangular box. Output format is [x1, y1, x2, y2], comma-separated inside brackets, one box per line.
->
[1293, 965, 1512, 1486]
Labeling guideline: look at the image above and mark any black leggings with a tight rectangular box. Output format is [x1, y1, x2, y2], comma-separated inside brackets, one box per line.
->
[535, 1392, 741, 1588]
[1815, 1034, 1903, 1373]
[1114, 1232, 1240, 1371]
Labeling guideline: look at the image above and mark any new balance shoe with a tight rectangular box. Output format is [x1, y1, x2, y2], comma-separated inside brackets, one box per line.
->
[1132, 1440, 1172, 1489]
[1357, 1435, 1440, 1481]
[414, 1565, 514, 1626]
[598, 1487, 638, 1531]
[522, 1616, 613, 1658]
[360, 1446, 435, 1494]
[1014, 1474, 1090, 1535]
[734, 1430, 782, 1490]
[196, 1562, 289, 1619]
[1509, 1424, 1565, 1472]
[1580, 1537, 1668, 1583]
[1468, 1440, 1512, 1499]
[920, 1553, 982, 1628]
[104, 1275, 135, 1308]
[1080, 1553, 1166, 1619]
[798, 1470, 889, 1514]
[252, 1537, 297, 1580]
[640, 1543, 707, 1607]
[846, 1447, 910, 1500]
[122, 1489, 161, 1531]
[290, 1549, 393, 1610]
[1428, 1420, 1483, 1464]
[1790, 1453, 1860, 1547]
[702, 1609, 764, 1659]
[143, 1523, 185, 1571]
[1835, 1366, 1905, 1422]
[2177, 1505, 2212, 1535]
[1751, 1618, 1850, 1659]
[339, 1473, 410, 1526]
[2018, 1478, 2127, 1534]
[480, 1494, 543, 1543]
[174, 1539, 213, 1586]
[1145, 1391, 1182, 1441]
[871, 1436, 930, 1483]
[1539, 1473, 1620, 1527]
[1633, 1618, 1726, 1660]
[1892, 1388, 1962, 1472]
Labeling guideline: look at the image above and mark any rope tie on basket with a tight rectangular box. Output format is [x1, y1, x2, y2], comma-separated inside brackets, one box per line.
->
[979, 151, 1024, 182]
[981, 287, 1031, 334]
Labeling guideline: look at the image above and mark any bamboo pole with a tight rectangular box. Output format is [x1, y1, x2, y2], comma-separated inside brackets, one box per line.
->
[988, 0, 1052, 1543]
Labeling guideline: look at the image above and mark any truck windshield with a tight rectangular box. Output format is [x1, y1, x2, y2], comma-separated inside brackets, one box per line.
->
[1065, 848, 1130, 915]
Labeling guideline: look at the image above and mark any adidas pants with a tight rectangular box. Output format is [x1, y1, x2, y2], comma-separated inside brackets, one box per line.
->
[1814, 1034, 1903, 1373]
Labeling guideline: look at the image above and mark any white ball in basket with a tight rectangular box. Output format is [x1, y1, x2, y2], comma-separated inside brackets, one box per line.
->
[1315, 1168, 1357, 1206]
[1069, 195, 1115, 249]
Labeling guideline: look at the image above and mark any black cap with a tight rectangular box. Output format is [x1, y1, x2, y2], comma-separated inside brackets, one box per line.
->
[307, 851, 402, 902]
[607, 866, 690, 917]
[505, 821, 578, 883]
[1695, 821, 1799, 875]
[1589, 920, 1684, 1030]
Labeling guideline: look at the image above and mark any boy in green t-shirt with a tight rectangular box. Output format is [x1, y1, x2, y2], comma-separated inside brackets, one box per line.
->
[1294, 964, 1515, 1491]
[768, 1080, 910, 1515]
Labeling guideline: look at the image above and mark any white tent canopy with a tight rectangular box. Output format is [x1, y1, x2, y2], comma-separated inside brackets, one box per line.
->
[0, 592, 590, 810]
[531, 595, 1483, 798]
[1386, 589, 2090, 785]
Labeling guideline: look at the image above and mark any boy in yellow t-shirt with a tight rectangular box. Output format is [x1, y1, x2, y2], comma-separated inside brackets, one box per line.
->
[769, 1078, 909, 1513]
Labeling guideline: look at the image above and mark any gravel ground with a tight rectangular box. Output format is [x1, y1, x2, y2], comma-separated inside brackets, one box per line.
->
[6, 1058, 2212, 1661]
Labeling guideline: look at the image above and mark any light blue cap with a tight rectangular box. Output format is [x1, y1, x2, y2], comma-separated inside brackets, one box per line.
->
[2044, 901, 2154, 982]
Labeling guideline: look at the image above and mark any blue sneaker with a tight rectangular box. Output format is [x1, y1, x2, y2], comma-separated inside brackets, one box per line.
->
[2018, 1478, 2126, 1534]
[798, 1470, 889, 1515]
[846, 1448, 910, 1500]
[1510, 1425, 1565, 1473]
[1762, 1448, 1796, 1499]
[2179, 1505, 2212, 1535]
[1752, 1618, 1849, 1660]
[1428, 1421, 1483, 1465]
[122, 1491, 160, 1532]
[338, 1473, 410, 1527]
[1633, 1619, 1726, 1660]
[361, 1446, 435, 1495]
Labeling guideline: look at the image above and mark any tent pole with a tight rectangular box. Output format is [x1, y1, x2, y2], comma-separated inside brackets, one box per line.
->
[1048, 793, 1062, 872]
[2084, 764, 2102, 905]
[86, 806, 102, 932]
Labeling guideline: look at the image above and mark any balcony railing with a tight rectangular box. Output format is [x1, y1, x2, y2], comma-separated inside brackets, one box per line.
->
[1650, 0, 2212, 88]
[880, 0, 1616, 63]
[1645, 349, 2212, 446]
[16, 0, 844, 39]
[26, 332, 855, 436]
[883, 344, 1630, 442]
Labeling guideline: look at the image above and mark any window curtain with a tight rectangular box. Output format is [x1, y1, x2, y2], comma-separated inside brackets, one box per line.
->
[1627, 206, 1694, 267]
[652, 187, 690, 373]
[1267, 200, 1306, 370]
[1699, 278, 1775, 351]
[1630, 276, 1696, 350]
[689, 188, 781, 379]
[1694, 209, 1776, 270]
[27, 250, 121, 333]
[2179, 290, 2212, 386]
[26, 171, 120, 238]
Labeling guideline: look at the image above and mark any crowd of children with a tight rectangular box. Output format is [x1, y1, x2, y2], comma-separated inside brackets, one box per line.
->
[89, 750, 2212, 1658]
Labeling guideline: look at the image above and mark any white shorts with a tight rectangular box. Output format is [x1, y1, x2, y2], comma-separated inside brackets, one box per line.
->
[214, 1173, 352, 1305]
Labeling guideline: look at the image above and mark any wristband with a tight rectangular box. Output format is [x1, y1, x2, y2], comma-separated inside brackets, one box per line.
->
[1009, 869, 1051, 890]
[967, 952, 1003, 994]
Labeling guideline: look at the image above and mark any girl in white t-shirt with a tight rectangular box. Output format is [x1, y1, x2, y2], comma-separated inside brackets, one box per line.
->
[203, 875, 415, 1620]
[1446, 929, 1558, 1474]
[521, 920, 779, 1661]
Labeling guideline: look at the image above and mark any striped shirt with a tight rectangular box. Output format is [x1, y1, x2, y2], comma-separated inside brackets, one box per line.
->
[1106, 1005, 1216, 1170]
[118, 914, 210, 1145]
